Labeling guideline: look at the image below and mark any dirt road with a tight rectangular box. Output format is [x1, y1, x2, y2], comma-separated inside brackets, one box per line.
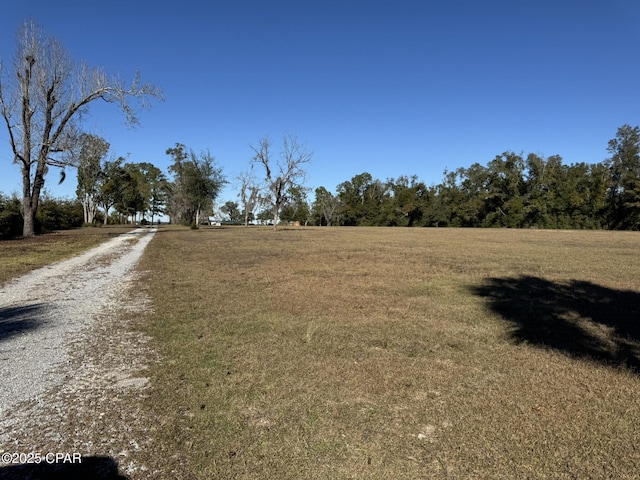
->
[0, 227, 158, 479]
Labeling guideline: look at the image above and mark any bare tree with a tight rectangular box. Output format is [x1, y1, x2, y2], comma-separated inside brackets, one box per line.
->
[251, 134, 312, 230]
[237, 169, 264, 227]
[0, 21, 162, 236]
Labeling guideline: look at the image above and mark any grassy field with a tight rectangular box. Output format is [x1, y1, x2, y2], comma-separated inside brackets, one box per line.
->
[136, 226, 640, 479]
[0, 226, 135, 286]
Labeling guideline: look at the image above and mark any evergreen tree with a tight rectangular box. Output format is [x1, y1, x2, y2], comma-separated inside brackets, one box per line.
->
[605, 124, 640, 229]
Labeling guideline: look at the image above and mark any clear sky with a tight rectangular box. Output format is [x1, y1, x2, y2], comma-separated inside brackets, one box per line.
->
[1, 0, 639, 206]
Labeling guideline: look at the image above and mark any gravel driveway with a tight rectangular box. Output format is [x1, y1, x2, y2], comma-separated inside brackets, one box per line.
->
[0, 227, 158, 478]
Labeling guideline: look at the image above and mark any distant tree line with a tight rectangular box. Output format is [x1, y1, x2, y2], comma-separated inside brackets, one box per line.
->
[2, 124, 639, 238]
[203, 124, 640, 231]
[2, 23, 638, 237]
[0, 138, 226, 238]
[297, 124, 639, 230]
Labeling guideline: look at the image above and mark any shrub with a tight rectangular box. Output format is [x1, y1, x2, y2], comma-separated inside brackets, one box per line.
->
[36, 195, 84, 233]
[0, 193, 23, 240]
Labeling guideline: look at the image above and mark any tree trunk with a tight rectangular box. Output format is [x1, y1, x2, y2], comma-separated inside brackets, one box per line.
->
[22, 203, 37, 237]
[82, 198, 96, 224]
[272, 204, 278, 230]
[22, 168, 43, 237]
[88, 199, 97, 224]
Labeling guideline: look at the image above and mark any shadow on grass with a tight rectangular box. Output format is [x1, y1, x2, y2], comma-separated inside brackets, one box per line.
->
[0, 455, 128, 479]
[0, 304, 46, 342]
[471, 276, 640, 371]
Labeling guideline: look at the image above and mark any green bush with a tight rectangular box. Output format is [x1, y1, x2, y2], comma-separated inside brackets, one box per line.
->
[0, 193, 23, 240]
[0, 192, 84, 238]
[36, 196, 84, 233]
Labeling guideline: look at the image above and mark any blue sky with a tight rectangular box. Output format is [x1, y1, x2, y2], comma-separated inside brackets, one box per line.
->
[1, 0, 639, 206]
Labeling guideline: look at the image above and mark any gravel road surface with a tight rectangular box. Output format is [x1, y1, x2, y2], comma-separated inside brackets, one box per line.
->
[0, 227, 158, 478]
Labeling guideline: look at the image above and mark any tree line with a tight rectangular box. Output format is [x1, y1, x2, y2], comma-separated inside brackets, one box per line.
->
[2, 23, 639, 237]
[0, 135, 227, 237]
[221, 124, 640, 231]
[298, 124, 636, 230]
[2, 123, 639, 238]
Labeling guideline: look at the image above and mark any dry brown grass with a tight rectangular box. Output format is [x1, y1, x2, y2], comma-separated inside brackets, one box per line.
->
[0, 226, 135, 286]
[137, 226, 640, 479]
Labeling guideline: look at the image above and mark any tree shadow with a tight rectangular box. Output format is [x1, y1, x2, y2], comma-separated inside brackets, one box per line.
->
[471, 276, 640, 371]
[0, 304, 46, 342]
[0, 455, 128, 479]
